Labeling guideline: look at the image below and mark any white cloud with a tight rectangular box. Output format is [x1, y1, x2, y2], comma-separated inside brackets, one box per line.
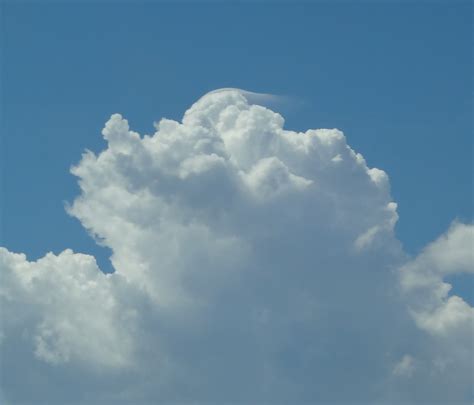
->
[1, 89, 472, 404]
[393, 354, 416, 377]
[0, 248, 136, 369]
[400, 222, 473, 337]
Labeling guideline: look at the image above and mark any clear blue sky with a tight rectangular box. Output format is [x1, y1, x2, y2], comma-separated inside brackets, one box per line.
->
[1, 1, 472, 290]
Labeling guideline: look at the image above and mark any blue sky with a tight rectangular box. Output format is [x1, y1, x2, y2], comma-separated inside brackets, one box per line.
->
[2, 2, 472, 291]
[3, 1, 472, 298]
[3, 1, 471, 263]
[1, 2, 473, 403]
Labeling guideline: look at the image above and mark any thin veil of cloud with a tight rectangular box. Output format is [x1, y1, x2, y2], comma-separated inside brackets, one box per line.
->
[204, 88, 294, 114]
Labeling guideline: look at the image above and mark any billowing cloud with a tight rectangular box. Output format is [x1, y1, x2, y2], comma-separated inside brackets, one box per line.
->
[400, 222, 473, 337]
[395, 222, 473, 402]
[0, 248, 135, 368]
[1, 89, 472, 404]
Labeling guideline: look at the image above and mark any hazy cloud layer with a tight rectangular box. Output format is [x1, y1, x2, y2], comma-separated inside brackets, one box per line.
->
[1, 89, 472, 404]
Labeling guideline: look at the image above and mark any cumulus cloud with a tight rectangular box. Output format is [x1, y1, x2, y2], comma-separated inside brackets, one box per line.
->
[395, 222, 473, 401]
[1, 89, 472, 404]
[400, 222, 473, 342]
[401, 223, 474, 332]
[0, 248, 136, 368]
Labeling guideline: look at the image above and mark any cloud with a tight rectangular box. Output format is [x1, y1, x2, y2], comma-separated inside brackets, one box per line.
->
[392, 354, 416, 378]
[395, 222, 473, 400]
[400, 222, 473, 337]
[202, 88, 290, 112]
[0, 248, 136, 368]
[1, 89, 472, 404]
